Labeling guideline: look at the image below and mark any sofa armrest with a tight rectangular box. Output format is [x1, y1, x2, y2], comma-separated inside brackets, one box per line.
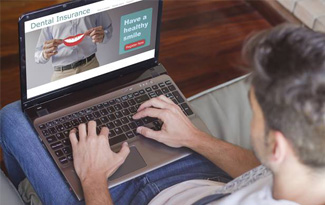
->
[188, 75, 252, 150]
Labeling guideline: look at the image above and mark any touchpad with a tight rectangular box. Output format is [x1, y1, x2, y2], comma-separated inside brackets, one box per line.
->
[108, 146, 147, 181]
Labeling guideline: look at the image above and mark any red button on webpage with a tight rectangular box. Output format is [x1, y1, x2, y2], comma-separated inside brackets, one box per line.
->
[125, 39, 146, 51]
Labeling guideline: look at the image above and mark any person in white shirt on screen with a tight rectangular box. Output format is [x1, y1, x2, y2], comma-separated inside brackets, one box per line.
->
[34, 12, 112, 82]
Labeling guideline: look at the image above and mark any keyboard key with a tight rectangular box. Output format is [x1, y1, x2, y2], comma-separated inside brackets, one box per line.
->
[129, 122, 137, 129]
[172, 99, 178, 105]
[133, 91, 139, 96]
[46, 136, 57, 143]
[100, 109, 108, 116]
[103, 102, 110, 107]
[62, 139, 71, 146]
[115, 98, 121, 103]
[109, 130, 116, 137]
[152, 85, 159, 90]
[39, 124, 46, 130]
[71, 119, 79, 126]
[85, 108, 92, 114]
[62, 147, 71, 154]
[63, 130, 69, 138]
[121, 95, 128, 101]
[155, 90, 163, 96]
[115, 111, 123, 118]
[165, 80, 172, 85]
[42, 130, 50, 136]
[90, 106, 98, 112]
[129, 107, 138, 113]
[93, 111, 101, 118]
[97, 104, 104, 110]
[107, 122, 115, 129]
[159, 82, 165, 87]
[55, 150, 64, 157]
[114, 127, 123, 135]
[128, 94, 134, 99]
[143, 117, 156, 124]
[109, 100, 116, 105]
[78, 117, 87, 123]
[149, 92, 157, 98]
[121, 102, 129, 108]
[46, 122, 54, 127]
[108, 114, 116, 121]
[122, 125, 130, 132]
[109, 134, 127, 146]
[162, 87, 169, 93]
[122, 109, 130, 116]
[63, 122, 72, 129]
[168, 85, 176, 91]
[51, 141, 63, 150]
[48, 127, 57, 134]
[135, 119, 144, 126]
[107, 106, 115, 113]
[55, 133, 65, 140]
[95, 119, 102, 126]
[126, 131, 135, 138]
[181, 103, 194, 116]
[145, 87, 152, 92]
[59, 157, 68, 164]
[172, 91, 185, 103]
[85, 114, 94, 121]
[113, 120, 122, 127]
[139, 89, 145, 94]
[67, 154, 73, 161]
[114, 104, 122, 111]
[128, 99, 136, 106]
[121, 117, 129, 124]
[135, 94, 149, 103]
[100, 116, 109, 124]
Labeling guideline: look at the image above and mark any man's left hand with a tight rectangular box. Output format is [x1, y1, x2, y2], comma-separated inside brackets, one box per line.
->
[85, 26, 105, 43]
[69, 121, 130, 184]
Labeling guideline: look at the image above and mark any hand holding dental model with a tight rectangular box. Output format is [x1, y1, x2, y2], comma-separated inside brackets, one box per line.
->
[42, 26, 105, 59]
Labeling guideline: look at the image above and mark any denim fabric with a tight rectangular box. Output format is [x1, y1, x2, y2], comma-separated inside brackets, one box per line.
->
[0, 101, 232, 205]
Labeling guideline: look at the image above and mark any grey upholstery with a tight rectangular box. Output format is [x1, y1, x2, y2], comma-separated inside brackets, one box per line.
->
[188, 75, 252, 150]
[0, 170, 24, 205]
[1, 75, 251, 204]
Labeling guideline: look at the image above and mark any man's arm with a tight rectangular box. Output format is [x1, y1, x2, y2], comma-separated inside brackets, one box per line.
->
[134, 95, 260, 178]
[69, 121, 130, 204]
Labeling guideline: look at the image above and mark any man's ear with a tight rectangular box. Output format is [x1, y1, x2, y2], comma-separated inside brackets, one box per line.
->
[269, 131, 289, 170]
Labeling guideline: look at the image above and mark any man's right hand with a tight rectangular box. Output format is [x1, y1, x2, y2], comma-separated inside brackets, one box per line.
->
[42, 39, 63, 60]
[133, 95, 203, 148]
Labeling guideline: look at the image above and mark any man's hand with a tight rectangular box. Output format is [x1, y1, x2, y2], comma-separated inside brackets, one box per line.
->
[133, 95, 202, 148]
[85, 26, 105, 43]
[69, 121, 130, 183]
[42, 39, 63, 60]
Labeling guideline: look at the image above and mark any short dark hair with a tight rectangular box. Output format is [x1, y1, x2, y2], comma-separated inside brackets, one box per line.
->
[243, 24, 325, 168]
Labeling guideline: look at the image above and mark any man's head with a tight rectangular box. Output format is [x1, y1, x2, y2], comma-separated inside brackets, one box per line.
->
[244, 24, 325, 173]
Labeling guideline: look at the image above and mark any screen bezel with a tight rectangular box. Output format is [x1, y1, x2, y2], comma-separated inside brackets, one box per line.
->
[19, 0, 162, 110]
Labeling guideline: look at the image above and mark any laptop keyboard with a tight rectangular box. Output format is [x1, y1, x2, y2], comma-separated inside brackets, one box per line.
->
[38, 80, 194, 166]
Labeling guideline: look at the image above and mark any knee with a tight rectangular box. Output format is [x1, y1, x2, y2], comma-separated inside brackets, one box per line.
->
[0, 101, 28, 145]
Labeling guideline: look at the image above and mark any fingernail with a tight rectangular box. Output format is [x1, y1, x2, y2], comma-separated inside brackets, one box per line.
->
[136, 127, 142, 133]
[124, 142, 128, 146]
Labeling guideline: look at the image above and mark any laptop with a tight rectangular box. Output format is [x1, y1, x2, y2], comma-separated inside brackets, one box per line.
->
[19, 0, 210, 201]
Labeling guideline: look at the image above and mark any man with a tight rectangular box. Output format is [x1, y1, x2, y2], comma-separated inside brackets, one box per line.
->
[1, 24, 325, 204]
[34, 12, 112, 81]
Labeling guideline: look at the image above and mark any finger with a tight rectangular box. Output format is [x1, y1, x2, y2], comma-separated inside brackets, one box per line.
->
[158, 95, 175, 104]
[117, 142, 130, 162]
[69, 128, 78, 149]
[92, 34, 104, 40]
[99, 126, 109, 137]
[84, 28, 93, 36]
[44, 46, 57, 53]
[137, 126, 162, 142]
[133, 107, 165, 121]
[87, 121, 97, 137]
[53, 39, 63, 45]
[137, 97, 170, 112]
[78, 123, 87, 142]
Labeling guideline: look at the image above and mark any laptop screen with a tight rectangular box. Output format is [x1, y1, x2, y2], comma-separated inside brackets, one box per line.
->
[24, 0, 159, 99]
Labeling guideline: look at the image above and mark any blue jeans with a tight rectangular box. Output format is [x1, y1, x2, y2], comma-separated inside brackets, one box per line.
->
[0, 101, 232, 205]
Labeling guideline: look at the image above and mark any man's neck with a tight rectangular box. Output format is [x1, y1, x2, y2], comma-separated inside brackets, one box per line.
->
[272, 165, 325, 205]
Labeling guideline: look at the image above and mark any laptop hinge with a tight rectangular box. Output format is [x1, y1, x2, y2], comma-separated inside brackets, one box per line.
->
[36, 107, 49, 117]
[150, 67, 160, 78]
